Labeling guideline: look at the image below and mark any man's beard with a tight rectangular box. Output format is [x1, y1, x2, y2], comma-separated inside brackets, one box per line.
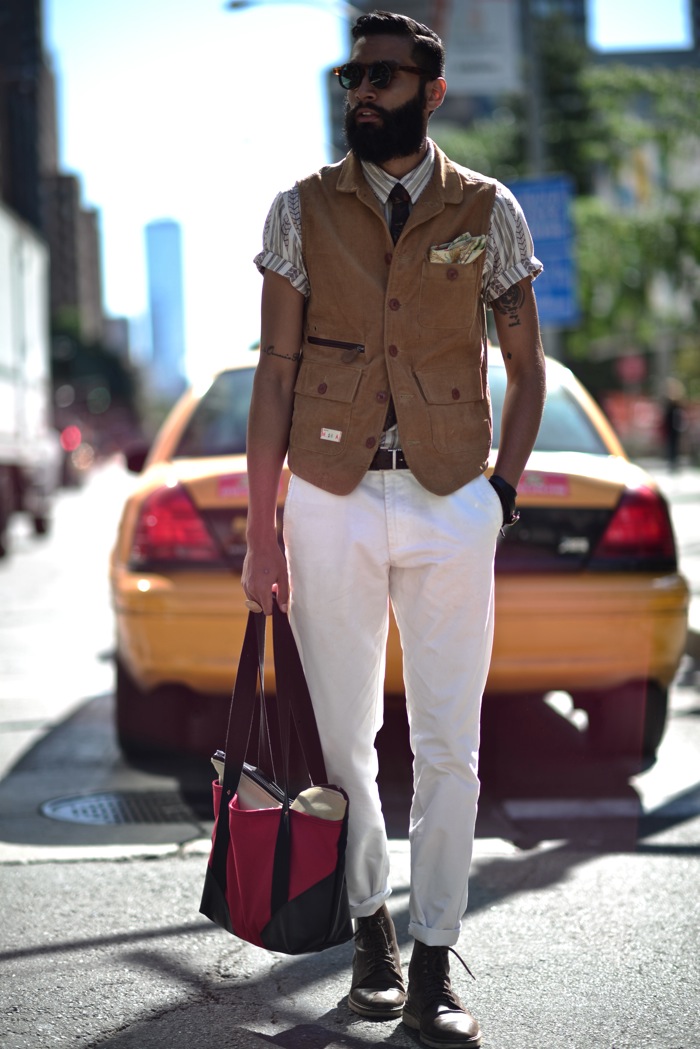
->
[344, 88, 427, 164]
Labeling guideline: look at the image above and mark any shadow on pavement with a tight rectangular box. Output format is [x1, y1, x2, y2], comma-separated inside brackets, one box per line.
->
[2, 721, 699, 1049]
[1, 677, 699, 856]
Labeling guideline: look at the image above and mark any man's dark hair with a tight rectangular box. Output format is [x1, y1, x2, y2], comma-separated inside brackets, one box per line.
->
[351, 10, 445, 79]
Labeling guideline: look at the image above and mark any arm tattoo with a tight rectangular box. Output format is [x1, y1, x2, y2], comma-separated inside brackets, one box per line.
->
[262, 343, 301, 361]
[493, 283, 525, 328]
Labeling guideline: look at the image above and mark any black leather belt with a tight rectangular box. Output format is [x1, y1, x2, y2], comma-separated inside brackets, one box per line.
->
[368, 447, 410, 470]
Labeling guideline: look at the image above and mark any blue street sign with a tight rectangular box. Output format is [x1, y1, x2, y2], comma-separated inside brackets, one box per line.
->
[507, 175, 579, 327]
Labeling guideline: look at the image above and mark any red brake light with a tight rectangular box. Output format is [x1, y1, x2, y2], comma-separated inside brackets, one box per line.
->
[60, 425, 82, 452]
[130, 484, 221, 565]
[591, 486, 676, 565]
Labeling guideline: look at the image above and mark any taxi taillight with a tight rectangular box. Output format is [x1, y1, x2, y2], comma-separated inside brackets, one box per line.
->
[590, 486, 677, 568]
[130, 484, 222, 566]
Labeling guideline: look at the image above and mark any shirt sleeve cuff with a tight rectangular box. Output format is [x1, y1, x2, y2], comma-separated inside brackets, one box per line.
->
[253, 250, 310, 297]
[486, 256, 543, 303]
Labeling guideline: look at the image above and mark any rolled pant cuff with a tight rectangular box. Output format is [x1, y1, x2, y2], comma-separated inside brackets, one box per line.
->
[408, 921, 461, 947]
[350, 889, 392, 920]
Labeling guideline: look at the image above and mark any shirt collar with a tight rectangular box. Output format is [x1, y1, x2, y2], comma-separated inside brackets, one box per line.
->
[360, 138, 435, 206]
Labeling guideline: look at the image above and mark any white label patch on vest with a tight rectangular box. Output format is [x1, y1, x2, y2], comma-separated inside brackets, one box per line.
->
[320, 427, 342, 443]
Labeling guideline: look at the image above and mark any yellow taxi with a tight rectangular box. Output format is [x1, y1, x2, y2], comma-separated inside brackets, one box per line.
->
[110, 354, 688, 763]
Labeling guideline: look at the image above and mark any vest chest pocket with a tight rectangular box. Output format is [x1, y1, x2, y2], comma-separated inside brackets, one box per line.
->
[418, 260, 480, 330]
[291, 360, 363, 455]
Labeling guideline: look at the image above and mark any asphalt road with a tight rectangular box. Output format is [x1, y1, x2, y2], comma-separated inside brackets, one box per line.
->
[0, 458, 699, 1049]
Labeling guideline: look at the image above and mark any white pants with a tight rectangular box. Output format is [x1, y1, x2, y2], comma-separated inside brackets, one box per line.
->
[283, 469, 503, 947]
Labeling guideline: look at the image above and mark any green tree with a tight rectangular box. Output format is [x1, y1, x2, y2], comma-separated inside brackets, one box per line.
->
[580, 65, 700, 173]
[533, 10, 599, 194]
[432, 110, 523, 184]
[433, 8, 596, 190]
[51, 321, 144, 452]
[569, 65, 700, 398]
[432, 29, 700, 400]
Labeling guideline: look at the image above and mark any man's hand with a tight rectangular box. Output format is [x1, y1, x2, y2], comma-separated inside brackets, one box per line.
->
[242, 537, 289, 615]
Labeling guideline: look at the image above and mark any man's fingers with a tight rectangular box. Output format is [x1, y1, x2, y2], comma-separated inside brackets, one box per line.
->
[244, 599, 263, 613]
[272, 582, 289, 615]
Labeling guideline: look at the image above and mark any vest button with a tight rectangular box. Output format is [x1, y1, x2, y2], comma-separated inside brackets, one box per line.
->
[447, 268, 459, 281]
[389, 298, 401, 311]
[376, 391, 387, 403]
[317, 383, 328, 394]
[365, 436, 377, 449]
[388, 344, 399, 357]
[451, 388, 460, 400]
[384, 252, 393, 265]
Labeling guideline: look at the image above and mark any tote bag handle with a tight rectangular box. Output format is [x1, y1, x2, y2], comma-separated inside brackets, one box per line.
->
[218, 601, 329, 801]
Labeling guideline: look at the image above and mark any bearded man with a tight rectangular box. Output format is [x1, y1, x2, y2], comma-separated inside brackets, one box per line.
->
[243, 10, 546, 1047]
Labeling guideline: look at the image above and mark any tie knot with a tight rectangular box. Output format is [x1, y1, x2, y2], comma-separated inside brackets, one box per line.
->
[389, 183, 410, 204]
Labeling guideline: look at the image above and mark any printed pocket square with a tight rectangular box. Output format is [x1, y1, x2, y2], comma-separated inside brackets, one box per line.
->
[428, 232, 487, 265]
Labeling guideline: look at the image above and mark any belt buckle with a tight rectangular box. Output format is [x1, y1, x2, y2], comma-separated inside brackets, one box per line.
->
[391, 449, 397, 470]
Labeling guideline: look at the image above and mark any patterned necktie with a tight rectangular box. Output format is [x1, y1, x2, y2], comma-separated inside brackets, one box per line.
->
[382, 184, 411, 436]
[389, 183, 411, 244]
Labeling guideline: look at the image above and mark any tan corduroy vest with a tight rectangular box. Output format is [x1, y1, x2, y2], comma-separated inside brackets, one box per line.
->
[290, 145, 497, 497]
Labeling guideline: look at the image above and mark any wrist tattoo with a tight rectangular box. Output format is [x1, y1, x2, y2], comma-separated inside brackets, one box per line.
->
[263, 343, 301, 361]
[493, 284, 524, 328]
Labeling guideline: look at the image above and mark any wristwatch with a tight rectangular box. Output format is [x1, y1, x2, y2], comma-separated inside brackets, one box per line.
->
[488, 474, 520, 530]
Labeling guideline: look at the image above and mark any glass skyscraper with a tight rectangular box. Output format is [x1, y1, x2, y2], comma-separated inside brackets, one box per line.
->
[145, 218, 186, 399]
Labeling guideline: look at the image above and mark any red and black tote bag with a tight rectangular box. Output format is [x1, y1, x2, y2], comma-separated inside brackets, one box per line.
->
[200, 603, 353, 954]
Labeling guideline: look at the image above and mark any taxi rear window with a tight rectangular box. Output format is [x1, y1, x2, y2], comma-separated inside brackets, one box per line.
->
[174, 368, 256, 458]
[489, 366, 608, 455]
[174, 364, 608, 459]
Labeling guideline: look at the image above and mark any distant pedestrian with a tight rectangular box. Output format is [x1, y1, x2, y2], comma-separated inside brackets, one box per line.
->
[662, 378, 686, 471]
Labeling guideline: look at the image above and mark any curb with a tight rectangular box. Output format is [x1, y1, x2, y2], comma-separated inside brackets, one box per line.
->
[0, 841, 183, 865]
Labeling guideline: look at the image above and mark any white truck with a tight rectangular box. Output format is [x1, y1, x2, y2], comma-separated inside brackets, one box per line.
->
[0, 201, 60, 558]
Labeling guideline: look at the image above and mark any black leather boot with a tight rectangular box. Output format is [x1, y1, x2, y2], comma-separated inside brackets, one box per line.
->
[402, 941, 482, 1048]
[348, 904, 406, 1019]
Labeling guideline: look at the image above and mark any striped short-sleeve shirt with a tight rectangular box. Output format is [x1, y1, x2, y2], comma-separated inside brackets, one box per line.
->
[254, 139, 542, 304]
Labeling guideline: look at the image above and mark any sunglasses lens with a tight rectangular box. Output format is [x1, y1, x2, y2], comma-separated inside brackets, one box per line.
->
[337, 61, 396, 90]
[368, 62, 393, 89]
[338, 63, 361, 90]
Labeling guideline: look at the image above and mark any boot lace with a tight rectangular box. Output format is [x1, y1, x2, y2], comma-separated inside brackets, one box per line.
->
[419, 946, 476, 1008]
[355, 914, 401, 979]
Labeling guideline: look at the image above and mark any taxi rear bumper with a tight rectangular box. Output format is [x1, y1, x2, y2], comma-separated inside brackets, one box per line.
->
[113, 568, 689, 700]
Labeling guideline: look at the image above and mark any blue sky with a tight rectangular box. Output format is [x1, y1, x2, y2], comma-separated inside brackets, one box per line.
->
[588, 0, 692, 51]
[44, 0, 693, 384]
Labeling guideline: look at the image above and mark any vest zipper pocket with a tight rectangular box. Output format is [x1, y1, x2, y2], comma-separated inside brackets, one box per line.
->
[307, 336, 365, 354]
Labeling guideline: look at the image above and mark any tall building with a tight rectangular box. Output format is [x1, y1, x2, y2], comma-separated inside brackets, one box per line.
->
[41, 173, 104, 342]
[0, 0, 105, 342]
[77, 207, 104, 343]
[145, 219, 186, 400]
[0, 0, 54, 230]
[103, 316, 131, 360]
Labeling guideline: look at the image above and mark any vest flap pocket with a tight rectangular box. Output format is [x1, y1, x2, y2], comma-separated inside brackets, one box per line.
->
[294, 360, 362, 403]
[414, 365, 484, 405]
[290, 360, 362, 457]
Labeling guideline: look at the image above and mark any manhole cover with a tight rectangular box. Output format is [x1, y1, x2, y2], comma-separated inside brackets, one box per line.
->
[40, 791, 201, 825]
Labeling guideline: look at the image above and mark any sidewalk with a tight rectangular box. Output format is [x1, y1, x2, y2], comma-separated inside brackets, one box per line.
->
[641, 458, 700, 646]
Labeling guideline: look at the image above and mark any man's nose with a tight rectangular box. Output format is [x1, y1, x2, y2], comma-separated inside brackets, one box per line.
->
[353, 72, 378, 100]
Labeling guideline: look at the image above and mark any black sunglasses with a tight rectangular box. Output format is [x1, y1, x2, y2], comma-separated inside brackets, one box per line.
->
[332, 60, 429, 91]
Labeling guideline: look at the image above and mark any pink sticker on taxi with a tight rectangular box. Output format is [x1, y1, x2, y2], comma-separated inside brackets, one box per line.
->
[217, 474, 249, 498]
[519, 472, 570, 498]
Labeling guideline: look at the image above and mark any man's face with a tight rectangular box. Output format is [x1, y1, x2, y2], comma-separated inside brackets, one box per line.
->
[343, 34, 431, 165]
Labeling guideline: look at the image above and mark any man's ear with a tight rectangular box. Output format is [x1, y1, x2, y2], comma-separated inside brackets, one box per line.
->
[425, 77, 446, 115]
